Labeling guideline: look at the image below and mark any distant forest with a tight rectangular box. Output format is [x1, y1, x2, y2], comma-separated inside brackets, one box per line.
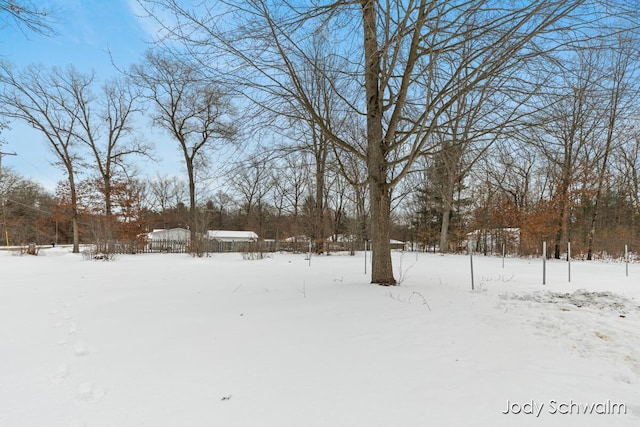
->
[2, 0, 640, 265]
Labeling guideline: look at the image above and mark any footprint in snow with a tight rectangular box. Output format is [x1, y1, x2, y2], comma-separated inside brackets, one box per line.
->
[74, 341, 90, 357]
[77, 382, 107, 401]
[50, 363, 69, 384]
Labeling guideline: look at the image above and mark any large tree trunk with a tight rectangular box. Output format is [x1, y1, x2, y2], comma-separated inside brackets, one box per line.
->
[104, 179, 113, 217]
[588, 51, 622, 260]
[362, 0, 395, 285]
[313, 142, 325, 253]
[554, 195, 569, 259]
[72, 215, 80, 253]
[586, 137, 613, 261]
[186, 158, 197, 239]
[68, 169, 80, 253]
[369, 175, 395, 285]
[103, 178, 114, 252]
[554, 155, 572, 259]
[439, 174, 456, 253]
[586, 200, 598, 260]
[440, 206, 451, 254]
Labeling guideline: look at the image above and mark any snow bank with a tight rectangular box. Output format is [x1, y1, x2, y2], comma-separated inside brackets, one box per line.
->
[0, 250, 638, 426]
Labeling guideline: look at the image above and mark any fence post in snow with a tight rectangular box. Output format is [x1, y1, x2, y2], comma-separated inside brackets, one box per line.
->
[568, 241, 571, 283]
[625, 244, 629, 277]
[542, 241, 547, 285]
[469, 241, 475, 291]
[364, 240, 367, 275]
[502, 243, 505, 269]
[308, 240, 312, 267]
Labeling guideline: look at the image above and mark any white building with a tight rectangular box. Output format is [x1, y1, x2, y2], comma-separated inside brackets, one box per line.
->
[147, 228, 190, 242]
[146, 228, 190, 252]
[206, 230, 258, 242]
[205, 230, 259, 252]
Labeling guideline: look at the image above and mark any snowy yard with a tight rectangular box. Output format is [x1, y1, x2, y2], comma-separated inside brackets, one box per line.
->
[1, 248, 639, 427]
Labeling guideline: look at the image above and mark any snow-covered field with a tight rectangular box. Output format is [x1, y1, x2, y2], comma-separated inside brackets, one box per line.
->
[1, 247, 639, 427]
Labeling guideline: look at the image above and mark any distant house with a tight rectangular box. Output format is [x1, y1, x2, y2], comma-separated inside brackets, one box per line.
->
[146, 228, 190, 252]
[147, 228, 190, 241]
[283, 235, 305, 243]
[206, 230, 258, 242]
[327, 234, 357, 243]
[206, 230, 259, 252]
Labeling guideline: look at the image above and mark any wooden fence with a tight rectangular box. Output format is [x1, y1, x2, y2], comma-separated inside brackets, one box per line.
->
[85, 238, 381, 255]
[87, 239, 278, 255]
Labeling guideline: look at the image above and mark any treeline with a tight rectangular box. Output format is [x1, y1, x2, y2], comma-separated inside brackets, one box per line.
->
[2, 1, 640, 273]
[407, 35, 640, 259]
[4, 114, 640, 260]
[0, 155, 374, 250]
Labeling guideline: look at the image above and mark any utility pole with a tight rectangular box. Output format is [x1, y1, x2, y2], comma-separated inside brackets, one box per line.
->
[0, 150, 17, 171]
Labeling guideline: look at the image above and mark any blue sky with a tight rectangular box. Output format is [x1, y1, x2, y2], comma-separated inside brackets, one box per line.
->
[0, 0, 182, 190]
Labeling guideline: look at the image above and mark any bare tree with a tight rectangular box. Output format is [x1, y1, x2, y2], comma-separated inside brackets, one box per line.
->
[0, 0, 56, 36]
[271, 151, 309, 244]
[531, 43, 607, 259]
[585, 36, 640, 259]
[424, 29, 533, 253]
[148, 174, 186, 214]
[0, 168, 54, 246]
[617, 133, 640, 238]
[325, 165, 350, 245]
[140, 0, 615, 284]
[131, 51, 236, 237]
[146, 174, 189, 229]
[208, 189, 236, 229]
[74, 76, 150, 219]
[298, 122, 331, 249]
[0, 63, 87, 252]
[231, 153, 271, 237]
[0, 164, 20, 244]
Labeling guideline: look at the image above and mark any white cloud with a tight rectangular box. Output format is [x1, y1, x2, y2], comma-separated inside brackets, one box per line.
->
[124, 0, 173, 43]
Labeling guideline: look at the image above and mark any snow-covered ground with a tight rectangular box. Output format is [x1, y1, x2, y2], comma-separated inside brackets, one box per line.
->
[1, 248, 639, 427]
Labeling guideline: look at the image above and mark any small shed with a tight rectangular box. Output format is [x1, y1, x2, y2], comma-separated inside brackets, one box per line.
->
[147, 228, 190, 252]
[148, 228, 190, 241]
[206, 230, 259, 252]
[206, 230, 259, 242]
